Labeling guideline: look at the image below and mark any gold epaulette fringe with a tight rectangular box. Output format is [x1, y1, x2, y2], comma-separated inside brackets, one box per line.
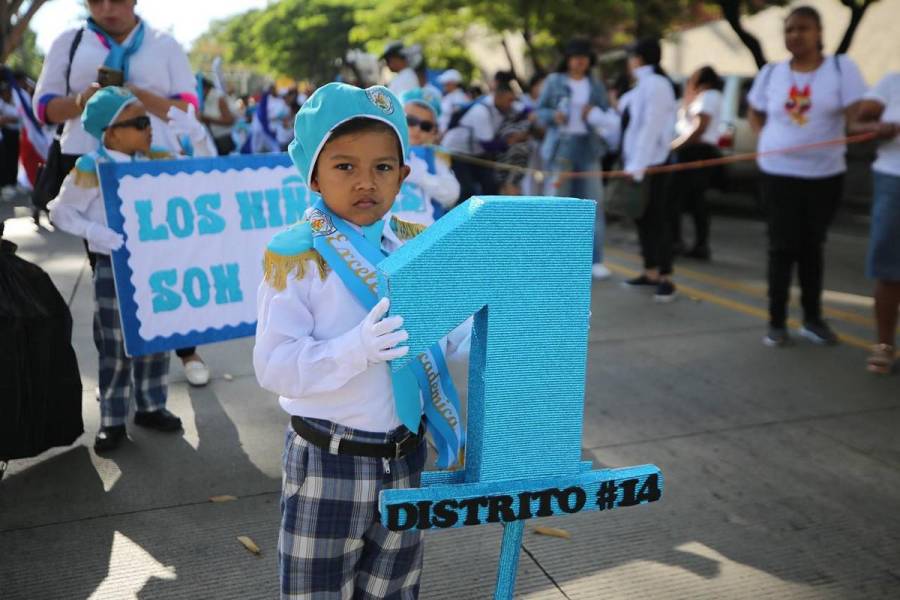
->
[148, 149, 174, 160]
[263, 248, 328, 291]
[73, 169, 99, 188]
[392, 218, 427, 240]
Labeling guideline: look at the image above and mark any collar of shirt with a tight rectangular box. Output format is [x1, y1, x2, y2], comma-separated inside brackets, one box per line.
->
[634, 65, 656, 82]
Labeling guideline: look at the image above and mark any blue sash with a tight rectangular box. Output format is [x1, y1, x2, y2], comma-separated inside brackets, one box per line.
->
[87, 19, 145, 81]
[308, 199, 463, 467]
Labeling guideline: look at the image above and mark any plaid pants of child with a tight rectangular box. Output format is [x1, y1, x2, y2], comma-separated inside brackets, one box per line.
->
[93, 255, 169, 427]
[279, 418, 427, 599]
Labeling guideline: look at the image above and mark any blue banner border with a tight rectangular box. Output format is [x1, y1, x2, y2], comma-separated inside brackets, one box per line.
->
[98, 153, 293, 356]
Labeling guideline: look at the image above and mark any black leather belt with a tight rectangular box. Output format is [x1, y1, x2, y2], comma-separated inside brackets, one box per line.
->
[291, 416, 423, 459]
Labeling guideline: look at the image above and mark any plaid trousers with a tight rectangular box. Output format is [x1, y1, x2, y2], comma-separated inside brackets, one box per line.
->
[279, 417, 427, 599]
[93, 256, 169, 427]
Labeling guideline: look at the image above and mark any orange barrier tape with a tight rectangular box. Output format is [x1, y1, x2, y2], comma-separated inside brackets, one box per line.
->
[432, 131, 878, 183]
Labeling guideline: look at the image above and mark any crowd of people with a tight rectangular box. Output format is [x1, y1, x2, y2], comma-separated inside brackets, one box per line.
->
[1, 1, 898, 597]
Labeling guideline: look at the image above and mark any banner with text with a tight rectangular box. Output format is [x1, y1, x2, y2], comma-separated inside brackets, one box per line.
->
[99, 154, 313, 357]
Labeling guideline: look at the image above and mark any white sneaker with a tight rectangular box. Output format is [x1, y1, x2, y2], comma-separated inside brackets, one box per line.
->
[183, 359, 210, 386]
[591, 263, 612, 280]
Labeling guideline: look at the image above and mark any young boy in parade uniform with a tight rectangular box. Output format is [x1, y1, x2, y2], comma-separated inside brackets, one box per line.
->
[395, 88, 460, 225]
[253, 82, 465, 598]
[48, 86, 212, 452]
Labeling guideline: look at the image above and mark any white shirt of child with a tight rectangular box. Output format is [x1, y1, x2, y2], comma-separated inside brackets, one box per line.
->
[253, 218, 469, 433]
[865, 73, 900, 178]
[622, 65, 677, 180]
[393, 152, 460, 226]
[33, 24, 197, 156]
[563, 77, 591, 135]
[747, 55, 867, 178]
[675, 89, 723, 146]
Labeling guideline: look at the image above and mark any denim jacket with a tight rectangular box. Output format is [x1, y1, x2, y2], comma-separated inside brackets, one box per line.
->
[536, 72, 610, 163]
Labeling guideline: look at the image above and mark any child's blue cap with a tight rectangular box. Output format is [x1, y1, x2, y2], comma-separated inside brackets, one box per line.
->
[400, 87, 442, 119]
[289, 82, 409, 187]
[82, 86, 139, 142]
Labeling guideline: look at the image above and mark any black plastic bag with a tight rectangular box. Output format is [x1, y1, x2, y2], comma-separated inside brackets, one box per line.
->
[0, 238, 83, 460]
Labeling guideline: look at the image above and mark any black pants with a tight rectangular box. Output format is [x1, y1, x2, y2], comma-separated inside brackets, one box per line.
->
[669, 143, 721, 249]
[0, 127, 20, 187]
[762, 173, 842, 328]
[452, 158, 497, 205]
[635, 171, 676, 275]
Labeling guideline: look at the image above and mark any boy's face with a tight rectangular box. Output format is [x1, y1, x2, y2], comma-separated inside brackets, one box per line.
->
[404, 103, 437, 147]
[103, 101, 152, 155]
[310, 128, 409, 226]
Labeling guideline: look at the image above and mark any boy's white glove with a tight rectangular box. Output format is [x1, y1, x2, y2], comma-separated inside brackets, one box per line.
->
[86, 223, 124, 252]
[358, 297, 409, 364]
[166, 104, 207, 142]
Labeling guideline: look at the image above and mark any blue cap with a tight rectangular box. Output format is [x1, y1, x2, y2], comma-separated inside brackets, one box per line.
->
[288, 82, 409, 187]
[81, 86, 138, 142]
[400, 87, 442, 119]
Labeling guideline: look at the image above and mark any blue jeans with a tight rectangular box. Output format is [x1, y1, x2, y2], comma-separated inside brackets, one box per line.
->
[549, 134, 605, 264]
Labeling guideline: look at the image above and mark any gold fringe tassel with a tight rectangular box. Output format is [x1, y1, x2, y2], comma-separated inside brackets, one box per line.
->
[392, 217, 426, 240]
[263, 249, 328, 290]
[73, 169, 99, 189]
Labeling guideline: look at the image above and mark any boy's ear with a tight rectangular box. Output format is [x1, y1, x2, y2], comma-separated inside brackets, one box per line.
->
[309, 170, 320, 192]
[399, 164, 411, 183]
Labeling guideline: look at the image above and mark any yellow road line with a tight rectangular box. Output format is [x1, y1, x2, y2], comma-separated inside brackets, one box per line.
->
[604, 262, 873, 351]
[604, 247, 876, 329]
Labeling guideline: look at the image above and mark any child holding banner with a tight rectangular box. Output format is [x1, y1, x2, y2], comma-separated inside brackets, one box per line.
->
[48, 86, 212, 452]
[253, 83, 465, 598]
[395, 88, 460, 225]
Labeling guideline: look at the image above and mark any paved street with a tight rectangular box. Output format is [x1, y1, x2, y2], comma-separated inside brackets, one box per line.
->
[1, 195, 899, 599]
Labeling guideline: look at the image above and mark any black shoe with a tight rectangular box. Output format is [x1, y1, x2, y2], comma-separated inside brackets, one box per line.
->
[684, 245, 711, 261]
[134, 409, 183, 432]
[799, 320, 839, 345]
[653, 280, 677, 303]
[622, 274, 660, 289]
[763, 326, 791, 347]
[94, 425, 127, 452]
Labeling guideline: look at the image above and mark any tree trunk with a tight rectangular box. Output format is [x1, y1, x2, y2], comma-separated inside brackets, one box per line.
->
[717, 0, 767, 69]
[1, 0, 49, 62]
[500, 37, 522, 88]
[836, 0, 874, 55]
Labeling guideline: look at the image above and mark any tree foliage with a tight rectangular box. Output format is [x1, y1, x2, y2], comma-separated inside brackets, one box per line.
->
[0, 0, 50, 62]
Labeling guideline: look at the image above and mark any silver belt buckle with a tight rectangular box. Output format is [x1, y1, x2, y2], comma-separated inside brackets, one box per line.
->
[329, 433, 342, 455]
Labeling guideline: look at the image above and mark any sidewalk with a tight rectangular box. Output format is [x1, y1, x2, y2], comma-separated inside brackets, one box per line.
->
[1, 199, 899, 599]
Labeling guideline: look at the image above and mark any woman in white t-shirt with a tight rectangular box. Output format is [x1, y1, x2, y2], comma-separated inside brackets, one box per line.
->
[535, 38, 614, 280]
[669, 66, 724, 260]
[747, 6, 867, 348]
[849, 73, 900, 374]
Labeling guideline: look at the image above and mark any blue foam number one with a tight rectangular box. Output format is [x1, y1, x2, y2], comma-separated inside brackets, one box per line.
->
[377, 197, 663, 599]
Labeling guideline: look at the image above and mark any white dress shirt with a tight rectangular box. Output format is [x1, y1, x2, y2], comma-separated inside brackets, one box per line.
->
[388, 68, 419, 97]
[254, 218, 470, 432]
[622, 65, 677, 180]
[33, 23, 197, 156]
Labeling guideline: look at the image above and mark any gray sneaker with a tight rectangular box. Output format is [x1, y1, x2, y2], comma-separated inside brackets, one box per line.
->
[763, 327, 791, 347]
[800, 321, 838, 345]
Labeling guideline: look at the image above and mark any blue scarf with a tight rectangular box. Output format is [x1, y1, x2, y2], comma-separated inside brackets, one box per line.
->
[87, 18, 145, 81]
[308, 199, 463, 468]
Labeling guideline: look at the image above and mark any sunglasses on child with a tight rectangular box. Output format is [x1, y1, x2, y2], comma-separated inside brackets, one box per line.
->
[103, 115, 151, 132]
[406, 115, 435, 133]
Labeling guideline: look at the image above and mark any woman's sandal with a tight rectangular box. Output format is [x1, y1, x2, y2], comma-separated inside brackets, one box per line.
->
[866, 344, 895, 375]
